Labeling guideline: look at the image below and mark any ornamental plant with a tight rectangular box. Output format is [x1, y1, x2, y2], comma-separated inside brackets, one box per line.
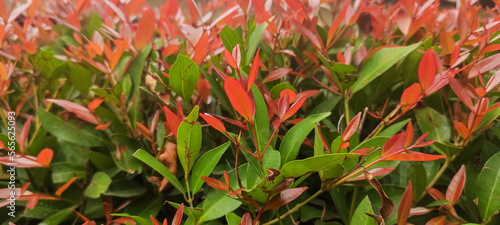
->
[0, 0, 500, 224]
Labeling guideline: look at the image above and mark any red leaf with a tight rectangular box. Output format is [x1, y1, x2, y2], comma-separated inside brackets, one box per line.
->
[327, 0, 350, 45]
[262, 187, 308, 212]
[247, 49, 260, 91]
[200, 113, 227, 134]
[187, 0, 201, 23]
[19, 116, 32, 154]
[47, 99, 100, 125]
[224, 77, 255, 122]
[201, 176, 228, 191]
[342, 112, 361, 141]
[382, 132, 406, 156]
[291, 19, 323, 49]
[134, 9, 156, 50]
[162, 106, 181, 138]
[282, 98, 305, 121]
[398, 181, 413, 225]
[351, 147, 374, 156]
[426, 216, 447, 225]
[446, 164, 466, 207]
[337, 51, 346, 64]
[88, 98, 104, 113]
[452, 121, 469, 139]
[468, 53, 500, 79]
[36, 148, 53, 167]
[385, 152, 446, 161]
[447, 78, 474, 110]
[55, 177, 77, 196]
[419, 49, 436, 91]
[349, 167, 395, 181]
[426, 188, 445, 201]
[486, 71, 500, 92]
[193, 32, 208, 64]
[481, 44, 500, 53]
[400, 83, 422, 112]
[136, 122, 152, 140]
[263, 68, 292, 83]
[239, 212, 252, 225]
[405, 121, 413, 147]
[172, 203, 183, 225]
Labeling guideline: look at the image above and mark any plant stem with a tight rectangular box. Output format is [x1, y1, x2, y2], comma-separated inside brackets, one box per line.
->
[348, 187, 359, 224]
[417, 154, 458, 203]
[344, 96, 351, 124]
[262, 189, 324, 225]
[184, 175, 194, 208]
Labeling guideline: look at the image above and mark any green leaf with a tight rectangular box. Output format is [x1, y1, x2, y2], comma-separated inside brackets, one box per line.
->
[191, 142, 231, 194]
[39, 206, 76, 225]
[351, 43, 420, 94]
[350, 196, 377, 225]
[177, 121, 202, 174]
[262, 148, 281, 171]
[426, 199, 452, 207]
[476, 105, 500, 131]
[246, 22, 267, 65]
[270, 82, 297, 100]
[252, 85, 270, 153]
[219, 26, 242, 52]
[169, 54, 199, 101]
[281, 153, 358, 178]
[104, 179, 147, 197]
[129, 44, 152, 102]
[408, 162, 427, 200]
[280, 112, 331, 165]
[226, 212, 242, 225]
[167, 201, 204, 221]
[84, 172, 112, 198]
[51, 163, 85, 183]
[199, 189, 242, 223]
[415, 107, 451, 143]
[319, 54, 343, 92]
[477, 151, 500, 221]
[377, 119, 410, 137]
[133, 149, 185, 193]
[37, 110, 111, 146]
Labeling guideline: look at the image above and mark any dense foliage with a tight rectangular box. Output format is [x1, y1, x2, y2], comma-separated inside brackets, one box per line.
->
[1, 0, 500, 224]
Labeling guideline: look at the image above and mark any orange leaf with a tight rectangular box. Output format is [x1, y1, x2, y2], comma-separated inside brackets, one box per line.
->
[452, 121, 469, 139]
[88, 98, 104, 113]
[95, 122, 111, 130]
[136, 122, 152, 140]
[282, 98, 305, 121]
[426, 216, 447, 225]
[55, 177, 77, 196]
[193, 32, 208, 64]
[200, 113, 227, 134]
[36, 148, 53, 167]
[224, 77, 255, 122]
[162, 45, 178, 58]
[247, 49, 260, 91]
[405, 121, 413, 147]
[172, 203, 183, 225]
[224, 49, 238, 70]
[446, 164, 466, 207]
[400, 83, 421, 112]
[385, 152, 446, 161]
[398, 181, 413, 225]
[327, 0, 350, 46]
[336, 51, 345, 64]
[134, 9, 156, 50]
[419, 49, 436, 91]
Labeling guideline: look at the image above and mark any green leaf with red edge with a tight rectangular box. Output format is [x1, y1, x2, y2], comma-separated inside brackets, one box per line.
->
[382, 132, 406, 156]
[200, 113, 227, 134]
[169, 54, 200, 102]
[224, 77, 255, 122]
[418, 49, 436, 91]
[446, 164, 466, 207]
[134, 8, 155, 50]
[262, 187, 308, 212]
[342, 112, 361, 141]
[247, 48, 260, 91]
[397, 181, 413, 225]
[384, 152, 446, 161]
[400, 83, 421, 112]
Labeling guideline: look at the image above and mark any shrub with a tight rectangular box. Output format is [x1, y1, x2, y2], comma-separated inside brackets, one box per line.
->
[0, 0, 500, 224]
